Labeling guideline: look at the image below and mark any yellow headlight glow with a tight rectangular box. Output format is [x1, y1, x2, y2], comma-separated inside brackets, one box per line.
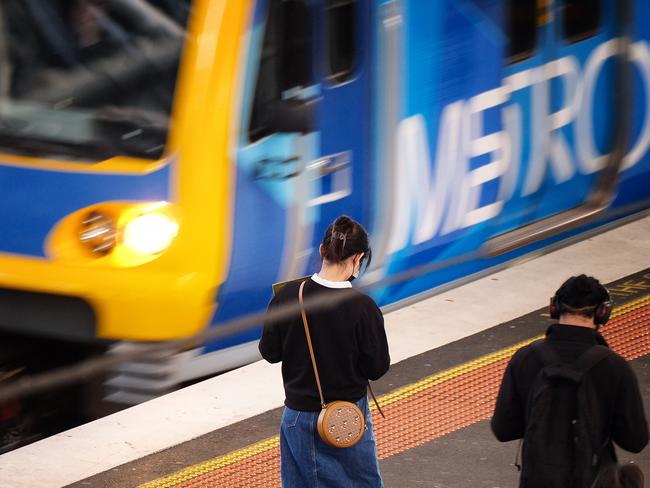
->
[122, 212, 179, 255]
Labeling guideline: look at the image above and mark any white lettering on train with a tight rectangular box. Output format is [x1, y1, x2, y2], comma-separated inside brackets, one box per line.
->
[388, 39, 650, 255]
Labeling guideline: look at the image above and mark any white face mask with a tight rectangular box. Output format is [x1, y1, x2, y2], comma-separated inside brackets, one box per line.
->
[349, 255, 363, 281]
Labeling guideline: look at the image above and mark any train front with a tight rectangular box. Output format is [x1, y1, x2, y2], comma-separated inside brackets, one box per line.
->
[0, 0, 241, 346]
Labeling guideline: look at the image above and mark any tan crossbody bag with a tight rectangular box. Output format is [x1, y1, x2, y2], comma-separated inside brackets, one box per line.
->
[298, 281, 385, 448]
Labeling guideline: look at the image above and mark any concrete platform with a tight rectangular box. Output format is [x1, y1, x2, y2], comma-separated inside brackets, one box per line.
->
[3, 215, 650, 487]
[68, 268, 650, 488]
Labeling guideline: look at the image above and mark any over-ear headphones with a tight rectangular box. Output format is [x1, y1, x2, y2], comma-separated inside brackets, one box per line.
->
[549, 295, 561, 320]
[594, 289, 613, 326]
[549, 289, 612, 327]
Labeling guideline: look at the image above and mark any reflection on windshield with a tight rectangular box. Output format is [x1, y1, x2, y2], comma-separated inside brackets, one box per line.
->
[0, 0, 191, 161]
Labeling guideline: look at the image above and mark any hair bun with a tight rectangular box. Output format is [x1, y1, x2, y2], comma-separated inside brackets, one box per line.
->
[321, 215, 371, 270]
[334, 215, 353, 230]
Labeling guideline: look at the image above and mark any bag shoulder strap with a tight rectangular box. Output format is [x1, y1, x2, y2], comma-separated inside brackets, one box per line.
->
[533, 339, 612, 372]
[298, 281, 385, 418]
[532, 339, 583, 382]
[299, 281, 326, 409]
[533, 340, 613, 384]
[572, 345, 613, 374]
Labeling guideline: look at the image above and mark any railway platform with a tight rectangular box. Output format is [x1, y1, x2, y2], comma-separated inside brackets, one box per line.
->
[1, 216, 650, 488]
[70, 268, 650, 488]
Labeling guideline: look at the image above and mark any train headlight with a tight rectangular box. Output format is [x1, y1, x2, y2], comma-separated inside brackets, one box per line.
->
[122, 212, 179, 255]
[79, 211, 117, 254]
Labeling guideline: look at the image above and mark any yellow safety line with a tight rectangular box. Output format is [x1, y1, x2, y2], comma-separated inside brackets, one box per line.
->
[139, 436, 280, 488]
[140, 341, 536, 487]
[139, 293, 650, 487]
[610, 293, 650, 317]
[372, 292, 650, 409]
[371, 337, 537, 409]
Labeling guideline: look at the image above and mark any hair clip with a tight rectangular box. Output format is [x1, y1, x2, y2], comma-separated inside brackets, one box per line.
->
[332, 231, 347, 249]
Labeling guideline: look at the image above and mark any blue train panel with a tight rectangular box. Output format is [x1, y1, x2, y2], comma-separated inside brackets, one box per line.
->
[0, 163, 171, 257]
[211, 0, 650, 357]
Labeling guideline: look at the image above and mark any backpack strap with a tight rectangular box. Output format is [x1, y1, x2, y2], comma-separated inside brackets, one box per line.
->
[571, 345, 613, 374]
[572, 345, 615, 470]
[532, 340, 582, 382]
[532, 340, 611, 383]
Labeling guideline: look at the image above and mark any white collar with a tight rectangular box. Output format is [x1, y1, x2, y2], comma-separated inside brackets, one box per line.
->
[311, 273, 352, 289]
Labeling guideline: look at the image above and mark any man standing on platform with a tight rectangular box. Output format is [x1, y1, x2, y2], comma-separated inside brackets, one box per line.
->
[491, 275, 648, 488]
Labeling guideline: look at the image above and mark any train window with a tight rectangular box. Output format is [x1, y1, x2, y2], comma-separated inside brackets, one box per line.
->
[0, 0, 191, 160]
[325, 0, 358, 84]
[249, 0, 313, 142]
[563, 0, 600, 43]
[507, 0, 536, 63]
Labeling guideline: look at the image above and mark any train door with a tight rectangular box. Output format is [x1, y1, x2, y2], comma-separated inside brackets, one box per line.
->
[207, 0, 372, 357]
[310, 0, 372, 254]
[486, 0, 626, 253]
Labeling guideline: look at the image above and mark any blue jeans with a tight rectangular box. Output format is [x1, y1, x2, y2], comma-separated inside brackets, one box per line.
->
[280, 395, 384, 488]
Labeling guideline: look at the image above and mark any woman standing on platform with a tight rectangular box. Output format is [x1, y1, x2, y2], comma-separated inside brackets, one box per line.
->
[260, 215, 390, 488]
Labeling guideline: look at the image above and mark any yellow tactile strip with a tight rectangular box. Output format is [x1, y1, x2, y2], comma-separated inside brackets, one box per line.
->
[140, 294, 650, 487]
[152, 436, 280, 484]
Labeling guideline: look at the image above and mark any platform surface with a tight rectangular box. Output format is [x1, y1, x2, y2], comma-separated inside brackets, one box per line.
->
[2, 216, 650, 488]
[71, 268, 650, 488]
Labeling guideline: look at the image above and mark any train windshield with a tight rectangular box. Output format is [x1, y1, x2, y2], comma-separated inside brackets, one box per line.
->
[0, 0, 191, 161]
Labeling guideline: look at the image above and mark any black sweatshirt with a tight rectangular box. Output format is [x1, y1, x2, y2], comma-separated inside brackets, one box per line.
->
[259, 275, 390, 411]
[491, 324, 649, 455]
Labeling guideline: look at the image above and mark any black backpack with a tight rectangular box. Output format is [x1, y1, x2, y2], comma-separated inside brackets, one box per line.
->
[520, 340, 615, 488]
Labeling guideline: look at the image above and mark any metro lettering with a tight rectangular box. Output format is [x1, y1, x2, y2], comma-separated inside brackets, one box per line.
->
[389, 39, 650, 254]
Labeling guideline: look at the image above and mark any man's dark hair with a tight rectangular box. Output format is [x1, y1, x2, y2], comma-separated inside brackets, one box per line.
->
[555, 274, 609, 318]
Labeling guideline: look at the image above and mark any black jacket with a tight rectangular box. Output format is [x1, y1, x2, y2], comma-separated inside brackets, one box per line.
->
[260, 277, 390, 411]
[491, 324, 648, 473]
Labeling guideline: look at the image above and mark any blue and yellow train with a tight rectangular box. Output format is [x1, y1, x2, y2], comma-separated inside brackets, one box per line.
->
[1, 0, 649, 403]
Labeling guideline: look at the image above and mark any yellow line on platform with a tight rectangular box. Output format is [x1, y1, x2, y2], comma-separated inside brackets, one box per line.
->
[611, 293, 650, 317]
[139, 436, 279, 488]
[373, 292, 650, 409]
[372, 337, 537, 409]
[139, 293, 650, 487]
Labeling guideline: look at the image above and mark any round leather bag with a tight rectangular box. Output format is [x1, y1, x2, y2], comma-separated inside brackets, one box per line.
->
[317, 401, 366, 448]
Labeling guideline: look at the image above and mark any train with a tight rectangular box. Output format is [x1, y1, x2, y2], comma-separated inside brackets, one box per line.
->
[0, 0, 649, 418]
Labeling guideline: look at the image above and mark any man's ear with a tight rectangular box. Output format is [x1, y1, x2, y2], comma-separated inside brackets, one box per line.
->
[319, 244, 325, 258]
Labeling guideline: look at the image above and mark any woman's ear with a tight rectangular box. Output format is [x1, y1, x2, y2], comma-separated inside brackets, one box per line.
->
[319, 244, 325, 258]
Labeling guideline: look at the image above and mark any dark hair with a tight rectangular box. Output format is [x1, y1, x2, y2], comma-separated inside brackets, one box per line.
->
[591, 463, 645, 488]
[555, 274, 610, 318]
[321, 215, 371, 269]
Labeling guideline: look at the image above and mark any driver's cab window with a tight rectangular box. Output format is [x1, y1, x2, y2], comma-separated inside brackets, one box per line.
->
[0, 0, 190, 159]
